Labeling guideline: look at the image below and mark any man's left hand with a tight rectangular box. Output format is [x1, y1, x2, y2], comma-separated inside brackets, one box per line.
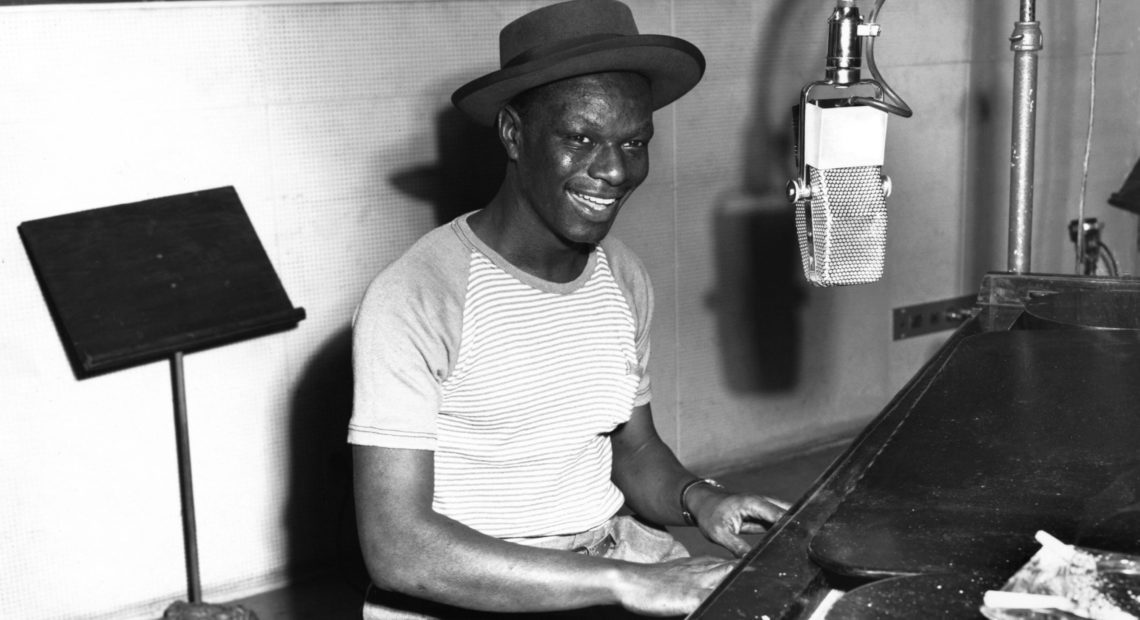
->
[694, 492, 792, 557]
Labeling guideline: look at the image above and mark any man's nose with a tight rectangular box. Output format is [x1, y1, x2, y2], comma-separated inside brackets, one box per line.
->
[588, 143, 627, 186]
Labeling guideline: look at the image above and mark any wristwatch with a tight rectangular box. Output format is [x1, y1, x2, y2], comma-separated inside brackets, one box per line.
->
[680, 477, 725, 526]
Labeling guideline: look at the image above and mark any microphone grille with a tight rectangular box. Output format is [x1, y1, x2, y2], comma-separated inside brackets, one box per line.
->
[795, 165, 887, 286]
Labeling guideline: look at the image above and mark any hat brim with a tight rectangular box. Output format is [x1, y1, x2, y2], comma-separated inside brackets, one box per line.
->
[452, 35, 705, 126]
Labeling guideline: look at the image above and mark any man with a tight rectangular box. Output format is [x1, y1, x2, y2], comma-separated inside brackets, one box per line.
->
[349, 1, 789, 617]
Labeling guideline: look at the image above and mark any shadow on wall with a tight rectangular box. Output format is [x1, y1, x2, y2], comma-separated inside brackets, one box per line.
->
[963, 0, 1014, 285]
[276, 104, 497, 594]
[283, 327, 368, 608]
[392, 107, 507, 226]
[272, 102, 507, 611]
[707, 0, 820, 394]
[709, 199, 805, 393]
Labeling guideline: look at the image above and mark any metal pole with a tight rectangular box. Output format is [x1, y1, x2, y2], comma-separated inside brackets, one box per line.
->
[1007, 0, 1042, 273]
[171, 351, 202, 603]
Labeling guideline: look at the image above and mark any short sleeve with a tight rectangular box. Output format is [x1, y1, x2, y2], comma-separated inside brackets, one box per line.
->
[347, 225, 469, 449]
[600, 236, 653, 407]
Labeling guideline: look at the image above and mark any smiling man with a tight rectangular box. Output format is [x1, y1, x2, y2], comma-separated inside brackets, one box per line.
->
[348, 1, 788, 618]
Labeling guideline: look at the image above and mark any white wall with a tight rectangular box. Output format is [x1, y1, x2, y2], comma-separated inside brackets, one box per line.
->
[1, 1, 1137, 618]
[641, 0, 1140, 468]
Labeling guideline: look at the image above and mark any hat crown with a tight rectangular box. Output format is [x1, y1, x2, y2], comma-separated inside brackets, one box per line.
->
[453, 0, 703, 126]
[499, 0, 639, 68]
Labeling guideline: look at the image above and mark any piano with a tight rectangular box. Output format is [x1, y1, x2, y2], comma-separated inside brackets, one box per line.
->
[692, 272, 1140, 620]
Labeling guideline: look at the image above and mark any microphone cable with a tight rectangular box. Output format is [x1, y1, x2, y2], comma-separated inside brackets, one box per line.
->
[1075, 0, 1102, 274]
[849, 0, 913, 119]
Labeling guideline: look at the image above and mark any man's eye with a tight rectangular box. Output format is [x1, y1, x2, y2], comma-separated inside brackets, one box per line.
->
[625, 140, 648, 149]
[569, 135, 592, 144]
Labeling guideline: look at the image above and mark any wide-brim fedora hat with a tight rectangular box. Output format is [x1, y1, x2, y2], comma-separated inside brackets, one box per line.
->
[452, 0, 705, 126]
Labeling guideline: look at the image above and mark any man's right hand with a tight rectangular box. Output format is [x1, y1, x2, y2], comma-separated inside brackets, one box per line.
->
[612, 555, 738, 617]
[357, 444, 739, 615]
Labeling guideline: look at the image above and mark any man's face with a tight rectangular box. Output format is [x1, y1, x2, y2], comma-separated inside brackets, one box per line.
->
[509, 72, 654, 247]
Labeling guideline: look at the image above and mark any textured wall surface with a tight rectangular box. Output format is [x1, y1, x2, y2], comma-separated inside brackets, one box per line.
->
[1, 1, 1137, 618]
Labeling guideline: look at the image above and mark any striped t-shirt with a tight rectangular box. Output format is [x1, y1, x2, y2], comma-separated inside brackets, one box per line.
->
[348, 212, 653, 539]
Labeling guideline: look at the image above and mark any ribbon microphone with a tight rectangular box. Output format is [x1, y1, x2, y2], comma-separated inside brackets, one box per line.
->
[786, 0, 912, 287]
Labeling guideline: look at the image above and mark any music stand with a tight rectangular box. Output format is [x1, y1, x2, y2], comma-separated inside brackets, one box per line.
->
[18, 187, 306, 608]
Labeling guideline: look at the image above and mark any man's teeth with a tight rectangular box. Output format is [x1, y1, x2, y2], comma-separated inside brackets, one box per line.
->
[573, 191, 617, 210]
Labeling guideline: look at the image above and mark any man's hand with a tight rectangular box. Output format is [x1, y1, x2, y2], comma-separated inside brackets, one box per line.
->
[612, 555, 738, 617]
[608, 405, 793, 559]
[691, 489, 791, 557]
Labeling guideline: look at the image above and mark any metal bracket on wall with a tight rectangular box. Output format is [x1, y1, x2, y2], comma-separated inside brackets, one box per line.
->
[893, 294, 979, 340]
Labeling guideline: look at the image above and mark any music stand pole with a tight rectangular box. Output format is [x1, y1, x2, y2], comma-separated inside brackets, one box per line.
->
[171, 351, 202, 603]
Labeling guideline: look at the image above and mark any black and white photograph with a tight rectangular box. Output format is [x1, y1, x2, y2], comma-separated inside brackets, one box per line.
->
[1, 1, 1138, 619]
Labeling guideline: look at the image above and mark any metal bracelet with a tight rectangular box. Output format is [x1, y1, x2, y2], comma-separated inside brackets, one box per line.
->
[680, 478, 724, 526]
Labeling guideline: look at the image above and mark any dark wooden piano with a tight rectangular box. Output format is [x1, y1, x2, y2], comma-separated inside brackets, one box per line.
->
[691, 272, 1140, 620]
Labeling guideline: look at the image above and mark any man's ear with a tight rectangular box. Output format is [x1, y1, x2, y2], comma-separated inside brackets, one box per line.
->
[497, 105, 523, 162]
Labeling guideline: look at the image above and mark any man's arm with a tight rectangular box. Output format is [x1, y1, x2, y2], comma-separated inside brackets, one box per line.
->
[353, 443, 736, 616]
[610, 404, 790, 557]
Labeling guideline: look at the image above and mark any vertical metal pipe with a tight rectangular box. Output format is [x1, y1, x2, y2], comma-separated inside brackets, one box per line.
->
[1019, 0, 1034, 22]
[171, 351, 202, 603]
[1007, 0, 1042, 273]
